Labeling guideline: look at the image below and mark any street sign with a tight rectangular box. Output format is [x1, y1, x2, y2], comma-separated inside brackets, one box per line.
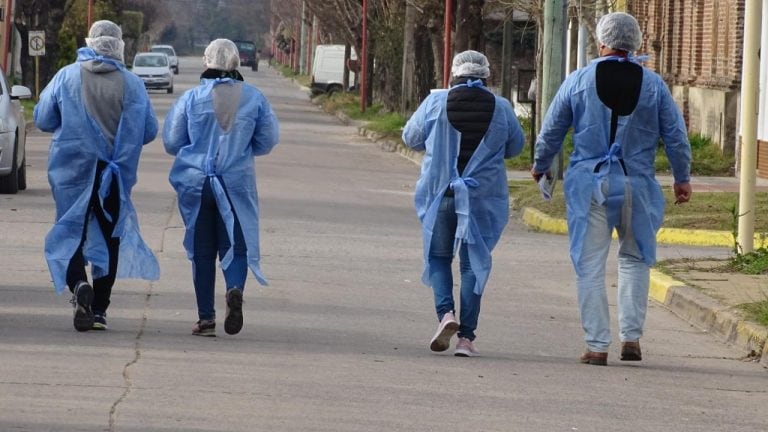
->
[29, 31, 45, 57]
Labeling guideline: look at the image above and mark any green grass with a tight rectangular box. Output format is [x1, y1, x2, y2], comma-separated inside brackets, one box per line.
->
[721, 247, 768, 274]
[275, 64, 311, 87]
[314, 92, 406, 137]
[509, 179, 768, 232]
[739, 300, 768, 326]
[508, 125, 734, 178]
[656, 134, 735, 176]
[20, 99, 36, 115]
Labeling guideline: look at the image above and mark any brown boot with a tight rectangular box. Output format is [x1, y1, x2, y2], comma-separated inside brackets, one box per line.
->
[579, 350, 608, 366]
[620, 341, 642, 361]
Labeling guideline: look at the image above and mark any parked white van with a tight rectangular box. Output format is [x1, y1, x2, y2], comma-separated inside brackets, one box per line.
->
[311, 45, 357, 95]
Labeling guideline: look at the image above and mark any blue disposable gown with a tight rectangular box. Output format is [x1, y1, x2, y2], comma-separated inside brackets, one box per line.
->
[403, 87, 525, 295]
[163, 78, 279, 285]
[533, 57, 691, 274]
[34, 48, 160, 294]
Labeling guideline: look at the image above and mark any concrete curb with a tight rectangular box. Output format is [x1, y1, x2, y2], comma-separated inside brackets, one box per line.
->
[650, 269, 768, 365]
[350, 118, 768, 365]
[358, 127, 423, 165]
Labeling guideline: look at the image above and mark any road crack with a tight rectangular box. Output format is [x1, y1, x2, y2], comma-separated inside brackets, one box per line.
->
[107, 282, 154, 431]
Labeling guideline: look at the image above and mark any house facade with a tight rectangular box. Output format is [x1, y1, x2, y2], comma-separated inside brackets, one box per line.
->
[628, 0, 744, 160]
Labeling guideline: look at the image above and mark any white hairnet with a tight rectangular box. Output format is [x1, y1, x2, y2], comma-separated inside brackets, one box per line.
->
[451, 50, 490, 79]
[204, 39, 240, 71]
[596, 12, 642, 52]
[85, 20, 125, 62]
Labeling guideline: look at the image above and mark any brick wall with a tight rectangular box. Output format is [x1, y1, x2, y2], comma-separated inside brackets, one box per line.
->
[630, 0, 743, 89]
[628, 0, 744, 154]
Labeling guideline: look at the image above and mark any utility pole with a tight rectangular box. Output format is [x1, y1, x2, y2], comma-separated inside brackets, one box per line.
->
[443, 0, 453, 88]
[540, 0, 568, 178]
[361, 0, 368, 112]
[299, 1, 307, 74]
[737, 0, 763, 253]
[500, 17, 513, 100]
[401, 1, 417, 114]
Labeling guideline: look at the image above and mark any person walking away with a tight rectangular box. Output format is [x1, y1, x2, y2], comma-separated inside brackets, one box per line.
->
[532, 12, 692, 366]
[403, 50, 525, 356]
[163, 39, 279, 337]
[34, 20, 160, 332]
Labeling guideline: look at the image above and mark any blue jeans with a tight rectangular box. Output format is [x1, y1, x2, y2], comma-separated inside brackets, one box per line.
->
[576, 199, 650, 352]
[427, 196, 481, 341]
[193, 177, 247, 321]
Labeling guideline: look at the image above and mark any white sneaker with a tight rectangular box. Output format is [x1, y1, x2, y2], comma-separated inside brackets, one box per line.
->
[454, 337, 479, 357]
[429, 312, 459, 352]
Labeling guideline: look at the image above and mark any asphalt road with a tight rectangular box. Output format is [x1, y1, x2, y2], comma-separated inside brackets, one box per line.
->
[0, 57, 765, 432]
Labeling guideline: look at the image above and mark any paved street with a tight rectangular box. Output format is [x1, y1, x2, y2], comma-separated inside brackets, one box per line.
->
[0, 57, 766, 432]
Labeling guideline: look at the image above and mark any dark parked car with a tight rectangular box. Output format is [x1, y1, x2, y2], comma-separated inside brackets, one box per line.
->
[233, 40, 259, 71]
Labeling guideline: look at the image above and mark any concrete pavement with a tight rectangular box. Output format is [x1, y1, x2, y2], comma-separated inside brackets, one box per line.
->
[0, 59, 766, 432]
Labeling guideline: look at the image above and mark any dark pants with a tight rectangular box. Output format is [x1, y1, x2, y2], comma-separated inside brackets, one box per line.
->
[193, 177, 247, 321]
[66, 161, 120, 315]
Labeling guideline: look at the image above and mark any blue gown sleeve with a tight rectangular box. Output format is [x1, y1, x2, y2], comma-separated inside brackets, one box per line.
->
[162, 93, 191, 156]
[251, 98, 279, 156]
[657, 78, 691, 183]
[499, 97, 525, 159]
[402, 96, 430, 151]
[33, 73, 62, 133]
[143, 96, 159, 145]
[533, 79, 574, 173]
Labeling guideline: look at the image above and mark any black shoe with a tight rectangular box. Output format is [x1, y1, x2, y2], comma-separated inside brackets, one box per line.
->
[224, 288, 244, 335]
[72, 281, 94, 332]
[192, 319, 216, 337]
[92, 313, 108, 331]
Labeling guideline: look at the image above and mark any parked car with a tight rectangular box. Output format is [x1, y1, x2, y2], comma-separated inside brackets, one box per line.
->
[132, 53, 174, 94]
[310, 45, 357, 95]
[233, 40, 259, 71]
[0, 70, 32, 194]
[150, 44, 179, 74]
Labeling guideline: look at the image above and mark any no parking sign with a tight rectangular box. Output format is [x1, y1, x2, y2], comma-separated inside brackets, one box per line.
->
[29, 31, 45, 56]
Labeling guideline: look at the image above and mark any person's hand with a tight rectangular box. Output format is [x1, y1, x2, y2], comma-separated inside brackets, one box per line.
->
[673, 182, 692, 205]
[531, 167, 551, 182]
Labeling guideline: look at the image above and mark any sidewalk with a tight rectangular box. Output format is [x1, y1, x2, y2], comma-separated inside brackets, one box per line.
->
[356, 124, 768, 368]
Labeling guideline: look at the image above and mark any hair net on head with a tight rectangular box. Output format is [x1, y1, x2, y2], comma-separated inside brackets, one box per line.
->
[85, 20, 125, 61]
[204, 39, 240, 71]
[596, 12, 642, 52]
[451, 50, 490, 78]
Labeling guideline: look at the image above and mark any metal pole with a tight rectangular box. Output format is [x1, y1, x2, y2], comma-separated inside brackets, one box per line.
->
[360, 0, 368, 112]
[35, 56, 39, 100]
[443, 0, 453, 88]
[87, 0, 94, 30]
[737, 0, 763, 253]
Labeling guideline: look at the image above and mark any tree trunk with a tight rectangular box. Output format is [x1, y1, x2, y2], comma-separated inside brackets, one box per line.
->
[16, 0, 70, 90]
[454, 0, 469, 53]
[401, 1, 417, 114]
[467, 0, 485, 51]
[428, 17, 443, 88]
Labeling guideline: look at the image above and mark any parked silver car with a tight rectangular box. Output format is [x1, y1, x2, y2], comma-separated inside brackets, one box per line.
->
[132, 52, 174, 93]
[0, 69, 32, 194]
[150, 44, 179, 74]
